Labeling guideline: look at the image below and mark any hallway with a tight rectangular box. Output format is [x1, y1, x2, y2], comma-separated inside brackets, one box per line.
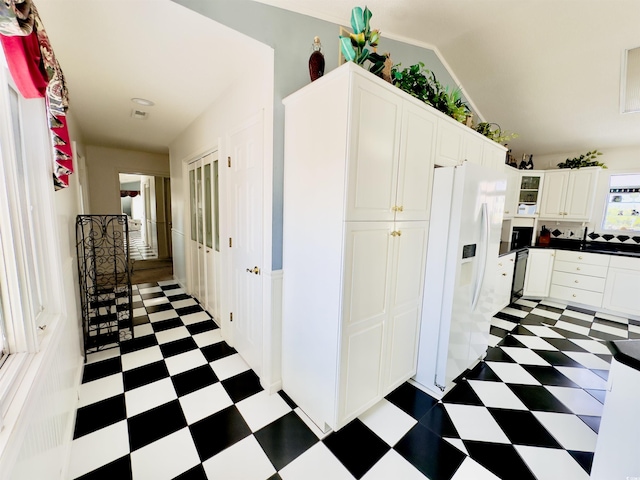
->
[68, 282, 634, 479]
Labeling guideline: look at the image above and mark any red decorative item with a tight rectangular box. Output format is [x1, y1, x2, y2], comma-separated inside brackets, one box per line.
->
[0, 32, 48, 98]
[308, 36, 325, 82]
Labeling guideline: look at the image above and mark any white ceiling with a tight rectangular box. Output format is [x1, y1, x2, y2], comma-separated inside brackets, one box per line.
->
[35, 0, 640, 159]
[36, 0, 264, 154]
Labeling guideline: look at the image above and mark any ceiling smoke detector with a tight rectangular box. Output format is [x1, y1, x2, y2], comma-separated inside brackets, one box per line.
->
[621, 46, 640, 113]
[131, 109, 149, 120]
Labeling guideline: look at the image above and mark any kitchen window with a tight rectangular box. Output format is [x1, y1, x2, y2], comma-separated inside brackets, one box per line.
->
[602, 174, 640, 232]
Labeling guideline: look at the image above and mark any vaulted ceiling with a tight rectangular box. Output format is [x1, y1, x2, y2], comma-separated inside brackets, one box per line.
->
[35, 0, 640, 159]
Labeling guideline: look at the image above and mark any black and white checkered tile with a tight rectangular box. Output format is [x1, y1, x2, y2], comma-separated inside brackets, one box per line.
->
[69, 284, 636, 480]
[128, 230, 158, 261]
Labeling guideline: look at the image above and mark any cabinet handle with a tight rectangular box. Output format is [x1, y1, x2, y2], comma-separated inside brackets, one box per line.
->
[576, 267, 581, 271]
[572, 294, 577, 298]
[392, 206, 404, 212]
[502, 273, 507, 276]
[574, 280, 579, 283]
[391, 230, 402, 237]
[498, 263, 503, 267]
[578, 256, 583, 260]
[505, 210, 509, 214]
[510, 258, 514, 262]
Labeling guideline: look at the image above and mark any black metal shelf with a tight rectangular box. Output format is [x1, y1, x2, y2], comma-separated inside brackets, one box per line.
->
[76, 215, 134, 358]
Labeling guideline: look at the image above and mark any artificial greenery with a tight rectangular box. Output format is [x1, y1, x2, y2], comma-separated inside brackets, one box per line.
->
[557, 150, 607, 169]
[391, 62, 470, 123]
[339, 6, 388, 76]
[475, 122, 519, 144]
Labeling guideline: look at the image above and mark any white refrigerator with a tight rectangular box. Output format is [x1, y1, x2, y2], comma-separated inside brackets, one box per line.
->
[414, 162, 506, 398]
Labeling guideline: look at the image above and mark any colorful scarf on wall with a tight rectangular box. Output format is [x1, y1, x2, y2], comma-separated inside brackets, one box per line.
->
[0, 0, 72, 190]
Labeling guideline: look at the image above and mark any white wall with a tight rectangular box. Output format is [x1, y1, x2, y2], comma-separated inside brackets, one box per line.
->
[85, 145, 169, 214]
[2, 113, 85, 480]
[169, 54, 273, 288]
[535, 146, 640, 234]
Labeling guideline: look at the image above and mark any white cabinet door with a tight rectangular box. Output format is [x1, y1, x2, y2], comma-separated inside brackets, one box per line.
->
[339, 222, 393, 426]
[539, 168, 599, 221]
[494, 253, 516, 313]
[523, 249, 555, 297]
[539, 170, 568, 219]
[395, 102, 436, 222]
[435, 119, 463, 167]
[482, 142, 506, 171]
[603, 267, 640, 316]
[564, 168, 599, 220]
[346, 76, 402, 221]
[463, 134, 484, 165]
[384, 221, 428, 393]
[504, 167, 520, 218]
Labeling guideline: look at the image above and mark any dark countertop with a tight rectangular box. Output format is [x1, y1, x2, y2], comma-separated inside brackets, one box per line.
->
[530, 238, 640, 258]
[607, 340, 640, 371]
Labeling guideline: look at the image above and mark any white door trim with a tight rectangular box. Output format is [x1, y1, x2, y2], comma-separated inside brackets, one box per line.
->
[181, 146, 219, 302]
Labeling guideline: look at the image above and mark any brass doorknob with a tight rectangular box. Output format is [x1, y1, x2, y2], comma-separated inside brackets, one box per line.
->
[246, 266, 260, 275]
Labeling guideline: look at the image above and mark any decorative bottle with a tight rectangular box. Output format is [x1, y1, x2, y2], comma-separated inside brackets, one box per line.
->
[308, 36, 325, 82]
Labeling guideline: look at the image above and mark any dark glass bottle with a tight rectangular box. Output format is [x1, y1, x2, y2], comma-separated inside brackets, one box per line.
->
[309, 36, 325, 82]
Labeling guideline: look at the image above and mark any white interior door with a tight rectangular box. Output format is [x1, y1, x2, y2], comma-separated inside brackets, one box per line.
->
[188, 160, 206, 303]
[227, 115, 264, 376]
[203, 154, 221, 320]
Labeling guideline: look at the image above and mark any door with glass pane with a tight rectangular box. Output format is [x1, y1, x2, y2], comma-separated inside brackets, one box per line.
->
[188, 153, 221, 319]
[189, 159, 206, 304]
[204, 155, 221, 319]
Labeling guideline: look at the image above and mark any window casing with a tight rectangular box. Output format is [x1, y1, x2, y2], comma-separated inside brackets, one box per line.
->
[602, 174, 640, 232]
[0, 53, 65, 417]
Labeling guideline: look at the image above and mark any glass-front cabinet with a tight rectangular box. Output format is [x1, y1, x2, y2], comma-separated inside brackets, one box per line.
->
[517, 172, 544, 216]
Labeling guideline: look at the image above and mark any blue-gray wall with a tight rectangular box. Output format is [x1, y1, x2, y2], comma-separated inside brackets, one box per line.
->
[173, 0, 458, 269]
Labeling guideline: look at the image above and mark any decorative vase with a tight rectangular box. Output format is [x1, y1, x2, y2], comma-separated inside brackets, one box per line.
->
[308, 36, 325, 82]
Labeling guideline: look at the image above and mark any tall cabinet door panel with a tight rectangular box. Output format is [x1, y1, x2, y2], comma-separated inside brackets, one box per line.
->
[396, 103, 436, 221]
[346, 77, 402, 221]
[539, 171, 568, 219]
[385, 221, 428, 393]
[339, 222, 393, 426]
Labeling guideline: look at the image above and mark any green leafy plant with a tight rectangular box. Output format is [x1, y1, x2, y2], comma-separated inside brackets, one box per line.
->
[391, 62, 470, 123]
[475, 122, 519, 144]
[557, 150, 606, 169]
[339, 6, 388, 76]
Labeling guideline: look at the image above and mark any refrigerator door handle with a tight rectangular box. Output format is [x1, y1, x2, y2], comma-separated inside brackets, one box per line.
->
[471, 202, 489, 311]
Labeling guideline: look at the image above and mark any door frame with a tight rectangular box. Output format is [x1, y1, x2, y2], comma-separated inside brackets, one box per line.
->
[183, 146, 220, 306]
[179, 110, 277, 392]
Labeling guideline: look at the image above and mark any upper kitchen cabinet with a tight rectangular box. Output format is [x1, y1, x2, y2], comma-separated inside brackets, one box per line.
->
[539, 168, 599, 221]
[503, 166, 520, 218]
[347, 73, 435, 222]
[516, 172, 544, 216]
[435, 118, 506, 170]
[482, 142, 508, 171]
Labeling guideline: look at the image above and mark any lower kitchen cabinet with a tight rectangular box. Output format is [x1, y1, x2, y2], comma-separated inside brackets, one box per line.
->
[549, 250, 609, 308]
[603, 256, 640, 316]
[523, 249, 555, 298]
[494, 253, 515, 314]
[282, 221, 428, 432]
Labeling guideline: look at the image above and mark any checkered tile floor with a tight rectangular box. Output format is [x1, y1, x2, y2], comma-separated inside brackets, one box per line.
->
[70, 284, 639, 480]
[128, 229, 157, 261]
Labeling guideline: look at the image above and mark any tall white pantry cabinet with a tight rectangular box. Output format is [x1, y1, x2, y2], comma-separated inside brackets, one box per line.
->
[281, 63, 436, 431]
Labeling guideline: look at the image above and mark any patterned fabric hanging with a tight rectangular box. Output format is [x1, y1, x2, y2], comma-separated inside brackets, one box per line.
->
[0, 0, 72, 190]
